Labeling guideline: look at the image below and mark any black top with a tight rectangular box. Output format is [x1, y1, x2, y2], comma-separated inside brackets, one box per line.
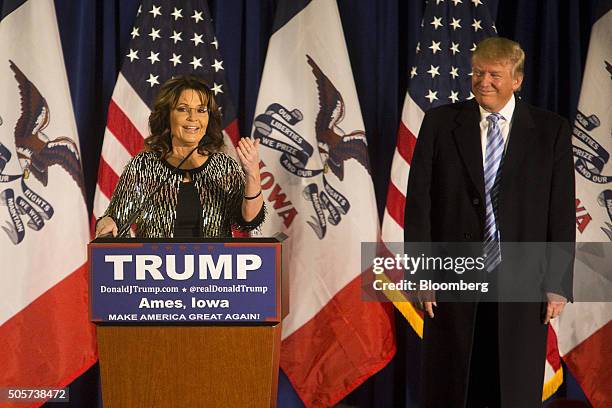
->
[168, 158, 209, 238]
[174, 181, 201, 237]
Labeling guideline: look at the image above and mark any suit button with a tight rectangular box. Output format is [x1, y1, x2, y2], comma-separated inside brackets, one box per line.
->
[464, 232, 472, 239]
[472, 198, 480, 205]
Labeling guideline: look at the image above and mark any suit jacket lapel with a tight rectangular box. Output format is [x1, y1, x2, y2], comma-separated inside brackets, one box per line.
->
[501, 99, 535, 184]
[453, 100, 485, 202]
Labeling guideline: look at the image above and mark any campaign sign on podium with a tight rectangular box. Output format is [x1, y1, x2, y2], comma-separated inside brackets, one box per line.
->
[89, 239, 281, 323]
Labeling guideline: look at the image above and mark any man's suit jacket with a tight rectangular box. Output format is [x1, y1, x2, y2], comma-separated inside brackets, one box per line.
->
[404, 98, 575, 407]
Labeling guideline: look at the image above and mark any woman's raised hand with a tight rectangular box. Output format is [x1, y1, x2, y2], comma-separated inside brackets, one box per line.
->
[236, 137, 261, 177]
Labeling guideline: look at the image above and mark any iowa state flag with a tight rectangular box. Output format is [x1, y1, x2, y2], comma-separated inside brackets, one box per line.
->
[555, 0, 612, 405]
[0, 0, 96, 406]
[252, 0, 395, 406]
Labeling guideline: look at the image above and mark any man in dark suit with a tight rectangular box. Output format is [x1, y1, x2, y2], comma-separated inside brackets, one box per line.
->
[404, 37, 575, 407]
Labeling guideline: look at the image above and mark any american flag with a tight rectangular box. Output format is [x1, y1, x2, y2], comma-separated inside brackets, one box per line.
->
[93, 0, 240, 221]
[382, 0, 564, 400]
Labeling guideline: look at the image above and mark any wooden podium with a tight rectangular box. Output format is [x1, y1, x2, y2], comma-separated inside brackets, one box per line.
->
[89, 237, 287, 408]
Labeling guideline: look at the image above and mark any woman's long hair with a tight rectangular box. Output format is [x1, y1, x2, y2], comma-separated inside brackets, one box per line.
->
[145, 75, 224, 157]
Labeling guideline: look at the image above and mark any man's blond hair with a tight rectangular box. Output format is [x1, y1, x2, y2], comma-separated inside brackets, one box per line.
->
[472, 37, 525, 78]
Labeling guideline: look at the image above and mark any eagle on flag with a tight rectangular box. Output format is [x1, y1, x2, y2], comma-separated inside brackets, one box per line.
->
[9, 60, 85, 199]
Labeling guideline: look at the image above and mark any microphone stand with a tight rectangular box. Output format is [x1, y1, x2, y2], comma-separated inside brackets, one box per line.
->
[116, 144, 201, 238]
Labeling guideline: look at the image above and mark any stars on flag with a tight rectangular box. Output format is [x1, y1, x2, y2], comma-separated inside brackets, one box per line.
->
[191, 32, 204, 46]
[211, 59, 224, 72]
[449, 90, 460, 103]
[189, 56, 203, 70]
[149, 5, 162, 18]
[119, 0, 236, 124]
[427, 65, 441, 78]
[171, 7, 183, 20]
[170, 30, 182, 43]
[191, 10, 204, 23]
[471, 19, 482, 32]
[406, 0, 497, 109]
[149, 27, 161, 41]
[450, 17, 461, 30]
[146, 74, 159, 87]
[450, 66, 459, 79]
[211, 83, 223, 95]
[431, 16, 443, 30]
[169, 53, 182, 66]
[429, 40, 442, 54]
[450, 41, 460, 55]
[126, 49, 139, 62]
[147, 51, 160, 64]
[425, 89, 439, 103]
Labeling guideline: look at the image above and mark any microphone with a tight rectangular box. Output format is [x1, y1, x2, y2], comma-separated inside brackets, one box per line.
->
[115, 140, 204, 238]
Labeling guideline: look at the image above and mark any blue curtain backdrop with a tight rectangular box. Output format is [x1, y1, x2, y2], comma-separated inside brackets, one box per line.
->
[40, 0, 599, 406]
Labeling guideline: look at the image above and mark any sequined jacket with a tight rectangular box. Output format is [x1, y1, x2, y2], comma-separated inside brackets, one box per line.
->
[103, 151, 265, 238]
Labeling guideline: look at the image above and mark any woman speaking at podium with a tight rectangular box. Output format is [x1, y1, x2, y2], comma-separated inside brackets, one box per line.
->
[95, 75, 265, 238]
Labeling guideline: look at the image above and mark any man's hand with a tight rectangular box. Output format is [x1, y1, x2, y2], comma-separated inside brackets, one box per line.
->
[544, 292, 567, 324]
[418, 290, 437, 318]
